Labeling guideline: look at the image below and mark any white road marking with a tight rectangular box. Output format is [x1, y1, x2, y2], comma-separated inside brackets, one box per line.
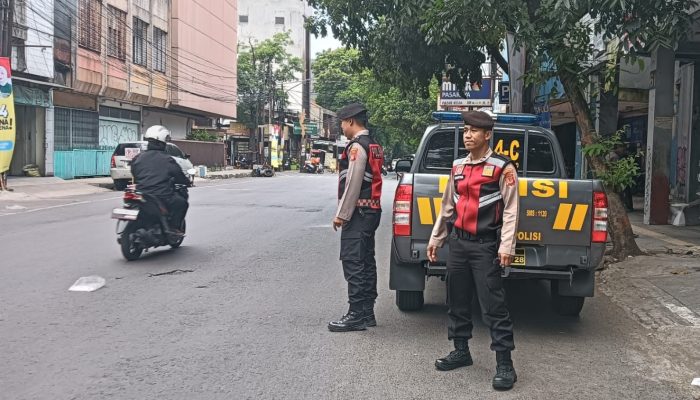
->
[0, 179, 255, 217]
[217, 188, 252, 191]
[662, 302, 700, 327]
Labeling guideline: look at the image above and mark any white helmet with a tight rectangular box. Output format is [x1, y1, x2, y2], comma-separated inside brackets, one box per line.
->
[144, 125, 171, 143]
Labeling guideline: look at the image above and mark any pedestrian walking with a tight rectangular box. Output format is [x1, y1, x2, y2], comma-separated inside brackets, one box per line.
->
[328, 103, 385, 332]
[426, 110, 520, 390]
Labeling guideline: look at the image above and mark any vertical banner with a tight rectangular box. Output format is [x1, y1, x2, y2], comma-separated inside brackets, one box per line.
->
[0, 57, 16, 174]
[505, 33, 525, 113]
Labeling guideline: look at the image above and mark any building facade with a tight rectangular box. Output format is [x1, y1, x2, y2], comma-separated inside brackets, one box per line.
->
[4, 0, 237, 179]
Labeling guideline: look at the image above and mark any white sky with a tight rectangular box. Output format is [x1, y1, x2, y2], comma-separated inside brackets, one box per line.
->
[310, 33, 343, 58]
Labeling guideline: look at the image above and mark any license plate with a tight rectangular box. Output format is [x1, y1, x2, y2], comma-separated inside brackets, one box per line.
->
[111, 208, 139, 220]
[512, 248, 526, 266]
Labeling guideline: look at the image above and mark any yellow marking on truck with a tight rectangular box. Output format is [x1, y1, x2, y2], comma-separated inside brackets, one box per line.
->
[518, 179, 569, 199]
[433, 197, 442, 219]
[569, 204, 589, 231]
[553, 203, 573, 230]
[439, 176, 449, 194]
[416, 197, 434, 225]
[519, 179, 528, 197]
[559, 181, 568, 199]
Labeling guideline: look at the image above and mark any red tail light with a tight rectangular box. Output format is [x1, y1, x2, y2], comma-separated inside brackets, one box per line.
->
[123, 191, 143, 201]
[592, 191, 608, 243]
[111, 156, 116, 168]
[393, 184, 413, 236]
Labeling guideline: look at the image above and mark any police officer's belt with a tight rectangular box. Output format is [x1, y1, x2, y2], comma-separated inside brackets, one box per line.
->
[356, 199, 380, 208]
[453, 228, 498, 242]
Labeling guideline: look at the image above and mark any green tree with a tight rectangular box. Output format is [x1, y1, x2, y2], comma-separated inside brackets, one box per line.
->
[237, 32, 303, 130]
[312, 48, 437, 158]
[308, 0, 697, 259]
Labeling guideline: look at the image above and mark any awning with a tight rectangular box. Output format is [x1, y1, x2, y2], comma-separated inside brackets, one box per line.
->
[13, 76, 70, 89]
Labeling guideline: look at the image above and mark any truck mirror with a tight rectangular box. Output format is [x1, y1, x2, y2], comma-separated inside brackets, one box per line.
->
[395, 160, 412, 173]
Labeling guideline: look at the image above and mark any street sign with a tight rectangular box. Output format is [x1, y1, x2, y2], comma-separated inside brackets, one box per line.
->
[499, 81, 510, 104]
[439, 79, 492, 107]
[294, 121, 319, 137]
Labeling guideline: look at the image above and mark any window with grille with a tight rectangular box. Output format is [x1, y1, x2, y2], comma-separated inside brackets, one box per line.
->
[78, 0, 102, 52]
[153, 28, 167, 73]
[107, 6, 126, 60]
[133, 18, 148, 67]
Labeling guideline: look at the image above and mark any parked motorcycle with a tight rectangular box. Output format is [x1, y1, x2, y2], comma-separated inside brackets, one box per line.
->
[302, 162, 324, 174]
[252, 164, 275, 177]
[111, 169, 196, 261]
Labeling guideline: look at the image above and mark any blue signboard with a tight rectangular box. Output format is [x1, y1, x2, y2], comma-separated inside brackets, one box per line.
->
[499, 81, 510, 104]
[440, 79, 493, 107]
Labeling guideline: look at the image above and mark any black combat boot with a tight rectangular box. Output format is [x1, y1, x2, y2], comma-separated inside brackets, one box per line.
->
[327, 309, 367, 332]
[492, 351, 517, 390]
[435, 338, 473, 371]
[363, 301, 376, 327]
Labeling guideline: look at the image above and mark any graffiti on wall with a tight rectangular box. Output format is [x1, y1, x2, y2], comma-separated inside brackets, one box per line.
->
[99, 121, 139, 149]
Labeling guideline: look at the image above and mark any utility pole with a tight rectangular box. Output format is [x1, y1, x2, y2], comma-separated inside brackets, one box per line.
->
[490, 55, 497, 112]
[0, 0, 13, 58]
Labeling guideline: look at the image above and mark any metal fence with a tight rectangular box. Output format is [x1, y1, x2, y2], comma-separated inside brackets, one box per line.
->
[171, 139, 226, 167]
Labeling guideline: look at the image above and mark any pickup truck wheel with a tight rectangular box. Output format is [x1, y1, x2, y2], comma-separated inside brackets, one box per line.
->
[396, 290, 424, 311]
[113, 179, 128, 191]
[551, 282, 585, 316]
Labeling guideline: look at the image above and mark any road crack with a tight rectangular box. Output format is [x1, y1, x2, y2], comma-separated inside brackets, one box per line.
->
[147, 269, 194, 277]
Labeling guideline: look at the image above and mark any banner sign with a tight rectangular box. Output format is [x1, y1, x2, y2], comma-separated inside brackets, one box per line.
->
[0, 57, 16, 174]
[440, 79, 492, 107]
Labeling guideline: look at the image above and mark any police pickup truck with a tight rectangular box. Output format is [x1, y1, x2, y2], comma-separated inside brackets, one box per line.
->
[390, 112, 608, 316]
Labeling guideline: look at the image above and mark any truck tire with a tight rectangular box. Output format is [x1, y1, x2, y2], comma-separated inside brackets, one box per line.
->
[551, 281, 585, 316]
[396, 290, 424, 311]
[113, 179, 128, 191]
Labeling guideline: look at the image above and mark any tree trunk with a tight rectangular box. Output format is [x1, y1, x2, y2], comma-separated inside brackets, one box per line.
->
[560, 74, 643, 259]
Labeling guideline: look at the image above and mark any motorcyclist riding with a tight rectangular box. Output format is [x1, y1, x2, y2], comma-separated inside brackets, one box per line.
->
[130, 125, 191, 237]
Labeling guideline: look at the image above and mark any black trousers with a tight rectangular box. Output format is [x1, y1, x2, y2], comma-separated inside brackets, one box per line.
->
[446, 235, 515, 351]
[163, 193, 189, 230]
[340, 209, 381, 311]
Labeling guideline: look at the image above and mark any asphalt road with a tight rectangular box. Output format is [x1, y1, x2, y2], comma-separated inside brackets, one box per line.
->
[0, 174, 693, 399]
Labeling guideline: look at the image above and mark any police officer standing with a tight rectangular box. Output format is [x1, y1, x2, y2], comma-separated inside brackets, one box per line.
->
[328, 103, 385, 333]
[426, 111, 519, 390]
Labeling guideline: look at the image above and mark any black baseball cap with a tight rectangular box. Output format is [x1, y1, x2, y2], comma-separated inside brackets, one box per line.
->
[337, 103, 368, 120]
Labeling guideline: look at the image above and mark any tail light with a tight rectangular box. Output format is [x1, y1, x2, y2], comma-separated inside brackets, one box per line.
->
[123, 191, 143, 201]
[393, 184, 413, 236]
[592, 191, 608, 243]
[111, 156, 116, 168]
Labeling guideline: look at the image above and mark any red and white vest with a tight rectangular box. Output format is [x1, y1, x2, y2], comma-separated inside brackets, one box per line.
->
[338, 134, 384, 210]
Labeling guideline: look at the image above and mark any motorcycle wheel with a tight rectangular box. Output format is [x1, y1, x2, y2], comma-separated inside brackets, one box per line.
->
[263, 169, 274, 177]
[169, 220, 186, 248]
[120, 222, 143, 261]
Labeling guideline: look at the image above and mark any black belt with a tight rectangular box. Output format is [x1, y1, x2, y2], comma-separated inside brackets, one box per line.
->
[453, 228, 498, 242]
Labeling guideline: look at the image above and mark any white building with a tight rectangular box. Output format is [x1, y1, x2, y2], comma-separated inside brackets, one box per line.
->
[237, 0, 308, 113]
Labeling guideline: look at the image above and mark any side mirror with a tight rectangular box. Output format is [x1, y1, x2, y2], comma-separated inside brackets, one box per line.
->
[185, 154, 191, 159]
[395, 160, 412, 173]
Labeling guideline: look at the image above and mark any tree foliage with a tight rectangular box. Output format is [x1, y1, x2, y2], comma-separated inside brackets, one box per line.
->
[237, 32, 303, 129]
[308, 0, 697, 259]
[312, 48, 437, 158]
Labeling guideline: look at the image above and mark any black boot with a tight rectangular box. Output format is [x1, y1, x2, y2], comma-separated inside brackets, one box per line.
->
[363, 302, 376, 327]
[435, 338, 473, 371]
[328, 309, 367, 332]
[492, 351, 517, 390]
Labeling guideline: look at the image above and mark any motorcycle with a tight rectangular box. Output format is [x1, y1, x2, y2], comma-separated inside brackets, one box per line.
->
[252, 164, 275, 177]
[111, 169, 196, 261]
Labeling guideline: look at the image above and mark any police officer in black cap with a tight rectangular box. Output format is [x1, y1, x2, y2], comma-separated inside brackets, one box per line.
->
[427, 110, 520, 390]
[328, 103, 385, 332]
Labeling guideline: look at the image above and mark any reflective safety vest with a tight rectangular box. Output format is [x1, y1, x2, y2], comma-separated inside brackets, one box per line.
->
[452, 153, 511, 236]
[338, 134, 384, 210]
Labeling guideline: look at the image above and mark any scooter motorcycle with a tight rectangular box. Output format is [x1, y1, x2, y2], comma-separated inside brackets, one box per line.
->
[111, 168, 196, 261]
[252, 164, 275, 177]
[302, 162, 324, 174]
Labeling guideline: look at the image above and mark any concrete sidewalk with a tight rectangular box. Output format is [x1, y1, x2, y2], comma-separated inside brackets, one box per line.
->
[0, 176, 114, 201]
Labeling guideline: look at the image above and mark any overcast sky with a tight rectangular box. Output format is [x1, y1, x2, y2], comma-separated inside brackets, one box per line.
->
[310, 32, 343, 58]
